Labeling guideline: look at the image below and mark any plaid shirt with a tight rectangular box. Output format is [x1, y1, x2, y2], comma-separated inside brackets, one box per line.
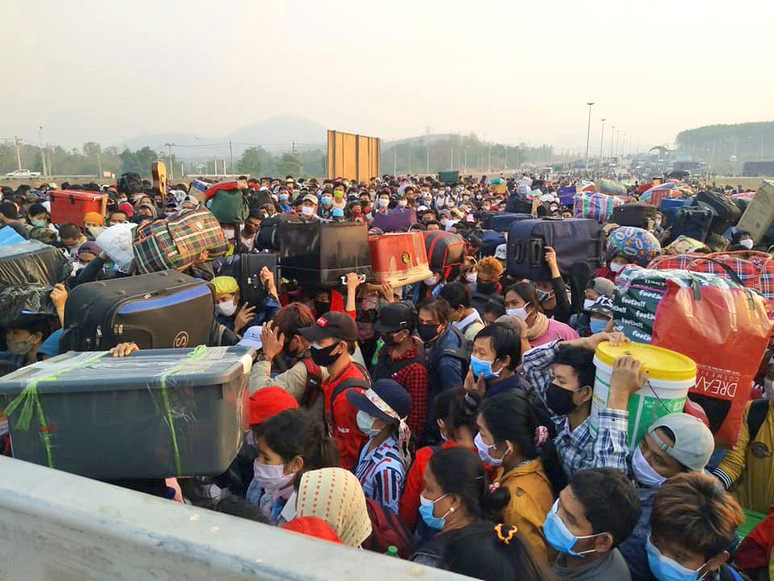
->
[522, 341, 629, 476]
[387, 343, 429, 436]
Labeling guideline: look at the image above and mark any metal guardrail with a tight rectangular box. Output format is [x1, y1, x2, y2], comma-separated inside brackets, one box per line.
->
[0, 456, 465, 580]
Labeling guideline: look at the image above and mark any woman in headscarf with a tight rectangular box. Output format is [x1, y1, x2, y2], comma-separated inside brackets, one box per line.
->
[295, 467, 372, 548]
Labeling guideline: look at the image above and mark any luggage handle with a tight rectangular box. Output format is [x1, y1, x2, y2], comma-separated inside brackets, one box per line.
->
[529, 239, 543, 267]
[340, 274, 367, 286]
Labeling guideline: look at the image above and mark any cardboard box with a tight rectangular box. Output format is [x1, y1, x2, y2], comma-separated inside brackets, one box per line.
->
[737, 179, 774, 242]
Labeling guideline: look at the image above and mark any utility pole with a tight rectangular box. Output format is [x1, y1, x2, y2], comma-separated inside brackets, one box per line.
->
[450, 145, 454, 171]
[426, 140, 430, 175]
[14, 136, 22, 170]
[610, 126, 615, 159]
[38, 127, 47, 176]
[97, 144, 103, 178]
[487, 145, 491, 173]
[584, 102, 595, 172]
[599, 118, 606, 168]
[393, 148, 397, 175]
[164, 143, 174, 179]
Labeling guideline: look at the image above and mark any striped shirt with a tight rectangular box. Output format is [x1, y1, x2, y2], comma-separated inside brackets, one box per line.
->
[355, 435, 406, 514]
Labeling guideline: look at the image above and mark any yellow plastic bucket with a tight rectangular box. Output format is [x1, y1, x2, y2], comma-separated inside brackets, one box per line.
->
[590, 341, 697, 448]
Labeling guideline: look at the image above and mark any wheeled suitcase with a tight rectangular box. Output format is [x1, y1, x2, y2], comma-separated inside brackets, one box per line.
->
[60, 270, 215, 351]
[240, 252, 279, 307]
[279, 221, 371, 287]
[0, 239, 71, 287]
[694, 191, 742, 234]
[506, 194, 533, 214]
[672, 206, 714, 242]
[256, 214, 299, 251]
[50, 190, 108, 227]
[0, 346, 253, 478]
[611, 203, 658, 230]
[659, 198, 694, 227]
[489, 213, 533, 232]
[479, 230, 506, 257]
[369, 232, 431, 288]
[423, 230, 466, 271]
[506, 218, 603, 281]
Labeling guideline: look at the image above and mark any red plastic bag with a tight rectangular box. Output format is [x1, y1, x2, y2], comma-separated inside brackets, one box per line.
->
[652, 281, 772, 448]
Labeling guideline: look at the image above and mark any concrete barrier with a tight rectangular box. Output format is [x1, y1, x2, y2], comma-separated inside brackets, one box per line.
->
[0, 456, 464, 580]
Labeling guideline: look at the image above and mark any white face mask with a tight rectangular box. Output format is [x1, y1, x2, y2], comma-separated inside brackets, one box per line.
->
[216, 300, 237, 317]
[740, 239, 754, 250]
[506, 307, 528, 320]
[398, 199, 408, 207]
[583, 298, 596, 311]
[631, 446, 667, 489]
[465, 271, 478, 283]
[301, 205, 315, 216]
[252, 459, 295, 493]
[609, 262, 626, 273]
[474, 432, 509, 467]
[378, 198, 390, 208]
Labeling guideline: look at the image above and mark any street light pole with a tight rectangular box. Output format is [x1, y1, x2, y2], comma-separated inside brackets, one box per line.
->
[610, 126, 615, 159]
[38, 126, 47, 176]
[599, 119, 606, 173]
[584, 102, 595, 172]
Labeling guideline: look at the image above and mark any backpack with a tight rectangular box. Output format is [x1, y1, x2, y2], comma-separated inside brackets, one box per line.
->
[118, 172, 143, 195]
[207, 182, 250, 224]
[324, 362, 371, 436]
[429, 326, 471, 380]
[361, 498, 415, 558]
[299, 357, 323, 408]
[747, 398, 770, 441]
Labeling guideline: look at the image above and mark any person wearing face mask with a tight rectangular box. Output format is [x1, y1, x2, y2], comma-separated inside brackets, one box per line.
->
[440, 282, 485, 347]
[728, 229, 755, 252]
[615, 413, 715, 581]
[412, 268, 445, 302]
[0, 316, 50, 371]
[298, 194, 321, 222]
[247, 408, 339, 525]
[534, 247, 572, 323]
[318, 191, 334, 220]
[713, 356, 774, 515]
[583, 296, 614, 336]
[469, 257, 505, 317]
[347, 379, 411, 514]
[522, 332, 639, 478]
[277, 189, 292, 213]
[464, 323, 522, 399]
[409, 447, 509, 568]
[547, 468, 641, 581]
[647, 472, 745, 581]
[570, 278, 615, 336]
[416, 297, 468, 443]
[83, 211, 106, 239]
[476, 390, 561, 563]
[371, 302, 428, 436]
[298, 311, 371, 471]
[503, 282, 578, 348]
[597, 226, 661, 282]
[26, 202, 54, 231]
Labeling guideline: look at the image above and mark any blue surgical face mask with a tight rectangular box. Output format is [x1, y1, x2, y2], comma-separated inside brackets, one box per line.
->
[470, 355, 501, 381]
[279, 193, 289, 201]
[646, 535, 708, 581]
[356, 410, 381, 437]
[419, 494, 449, 530]
[589, 318, 608, 334]
[332, 207, 345, 218]
[543, 500, 601, 557]
[321, 196, 332, 207]
[631, 446, 667, 489]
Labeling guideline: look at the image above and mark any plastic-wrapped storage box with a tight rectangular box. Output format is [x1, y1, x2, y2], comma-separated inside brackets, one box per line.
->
[0, 346, 253, 479]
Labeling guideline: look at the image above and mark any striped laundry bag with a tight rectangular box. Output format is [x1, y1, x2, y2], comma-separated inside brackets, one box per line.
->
[133, 208, 229, 274]
[573, 192, 624, 223]
[648, 251, 774, 305]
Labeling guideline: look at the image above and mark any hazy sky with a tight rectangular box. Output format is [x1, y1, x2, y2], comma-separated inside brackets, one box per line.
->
[3, 0, 773, 152]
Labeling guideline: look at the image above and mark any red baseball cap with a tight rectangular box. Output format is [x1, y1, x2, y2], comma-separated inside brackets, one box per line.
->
[282, 517, 342, 544]
[248, 387, 299, 426]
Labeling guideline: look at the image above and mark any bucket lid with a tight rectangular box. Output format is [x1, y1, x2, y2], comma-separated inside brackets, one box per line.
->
[595, 341, 696, 381]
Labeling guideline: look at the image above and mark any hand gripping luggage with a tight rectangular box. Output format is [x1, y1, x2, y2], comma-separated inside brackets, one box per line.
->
[240, 252, 279, 307]
[423, 230, 466, 271]
[279, 221, 372, 287]
[694, 190, 742, 234]
[611, 203, 658, 230]
[50, 190, 108, 227]
[489, 213, 533, 232]
[369, 232, 432, 288]
[506, 218, 603, 281]
[60, 270, 215, 351]
[132, 208, 229, 274]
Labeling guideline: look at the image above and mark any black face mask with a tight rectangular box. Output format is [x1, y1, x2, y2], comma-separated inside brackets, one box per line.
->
[546, 382, 580, 416]
[314, 301, 331, 317]
[477, 281, 498, 295]
[310, 342, 341, 367]
[382, 330, 406, 347]
[417, 323, 440, 343]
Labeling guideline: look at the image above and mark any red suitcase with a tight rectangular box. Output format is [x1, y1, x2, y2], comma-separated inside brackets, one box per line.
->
[50, 190, 108, 227]
[369, 232, 432, 288]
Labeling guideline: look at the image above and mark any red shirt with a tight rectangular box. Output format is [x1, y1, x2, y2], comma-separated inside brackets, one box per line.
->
[384, 342, 429, 436]
[323, 360, 370, 471]
[399, 440, 458, 531]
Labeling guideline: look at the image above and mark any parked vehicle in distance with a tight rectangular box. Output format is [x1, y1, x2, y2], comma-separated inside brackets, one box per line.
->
[4, 169, 41, 178]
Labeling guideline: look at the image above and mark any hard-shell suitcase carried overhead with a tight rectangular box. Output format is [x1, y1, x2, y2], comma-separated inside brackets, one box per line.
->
[279, 221, 371, 287]
[0, 239, 70, 287]
[50, 190, 108, 227]
[478, 230, 506, 257]
[694, 191, 742, 234]
[256, 214, 299, 251]
[506, 218, 603, 281]
[369, 231, 432, 288]
[60, 270, 215, 351]
[489, 213, 533, 233]
[611, 203, 658, 230]
[423, 230, 466, 271]
[240, 252, 279, 307]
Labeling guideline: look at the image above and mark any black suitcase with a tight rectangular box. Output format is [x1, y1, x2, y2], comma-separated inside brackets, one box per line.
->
[279, 221, 371, 287]
[61, 270, 214, 351]
[694, 191, 741, 234]
[506, 195, 533, 214]
[256, 214, 299, 251]
[489, 213, 533, 233]
[478, 230, 506, 257]
[240, 252, 279, 307]
[611, 203, 658, 230]
[0, 239, 71, 287]
[672, 206, 714, 242]
[506, 218, 603, 281]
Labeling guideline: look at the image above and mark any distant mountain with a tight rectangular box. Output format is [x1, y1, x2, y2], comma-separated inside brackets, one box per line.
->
[120, 116, 326, 159]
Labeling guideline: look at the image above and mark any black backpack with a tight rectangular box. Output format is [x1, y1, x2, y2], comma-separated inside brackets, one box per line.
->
[118, 172, 144, 195]
[747, 398, 770, 441]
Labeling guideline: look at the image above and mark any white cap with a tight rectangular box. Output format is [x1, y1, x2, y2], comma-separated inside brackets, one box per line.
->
[495, 244, 507, 260]
[238, 325, 263, 350]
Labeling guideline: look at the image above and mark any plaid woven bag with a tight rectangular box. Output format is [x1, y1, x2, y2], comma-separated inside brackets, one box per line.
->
[573, 192, 624, 223]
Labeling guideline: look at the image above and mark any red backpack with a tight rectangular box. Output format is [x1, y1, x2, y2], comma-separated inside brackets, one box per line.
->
[361, 498, 415, 558]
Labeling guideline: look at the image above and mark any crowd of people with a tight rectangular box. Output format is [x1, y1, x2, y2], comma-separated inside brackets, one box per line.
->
[1, 170, 773, 581]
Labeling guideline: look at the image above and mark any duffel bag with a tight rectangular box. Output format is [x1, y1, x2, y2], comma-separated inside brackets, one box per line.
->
[573, 192, 623, 223]
[0, 240, 71, 287]
[606, 226, 661, 267]
[648, 251, 774, 303]
[597, 178, 627, 197]
[206, 181, 250, 224]
[133, 209, 228, 274]
[423, 230, 465, 271]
